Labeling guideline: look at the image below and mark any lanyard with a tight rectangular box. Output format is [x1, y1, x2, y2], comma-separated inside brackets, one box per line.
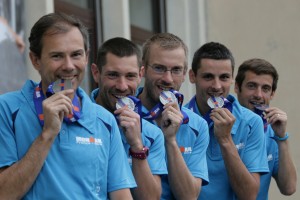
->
[187, 95, 232, 125]
[142, 90, 189, 124]
[33, 81, 81, 126]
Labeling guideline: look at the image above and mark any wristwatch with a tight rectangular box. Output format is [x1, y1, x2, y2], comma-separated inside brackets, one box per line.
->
[129, 146, 149, 160]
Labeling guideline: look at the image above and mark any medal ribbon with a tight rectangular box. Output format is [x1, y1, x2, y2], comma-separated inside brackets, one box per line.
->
[33, 81, 81, 126]
[187, 95, 232, 125]
[254, 107, 268, 133]
[142, 90, 189, 124]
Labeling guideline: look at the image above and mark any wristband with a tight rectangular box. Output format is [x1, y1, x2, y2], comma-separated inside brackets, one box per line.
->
[272, 132, 289, 141]
[129, 146, 149, 160]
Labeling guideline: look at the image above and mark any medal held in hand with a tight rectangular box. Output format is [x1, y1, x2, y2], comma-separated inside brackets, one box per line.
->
[52, 79, 73, 93]
[207, 96, 224, 109]
[254, 104, 269, 117]
[159, 90, 178, 105]
[116, 97, 135, 111]
[254, 104, 269, 132]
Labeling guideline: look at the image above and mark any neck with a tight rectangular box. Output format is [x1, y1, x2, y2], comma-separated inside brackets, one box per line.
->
[138, 88, 156, 111]
[195, 96, 210, 116]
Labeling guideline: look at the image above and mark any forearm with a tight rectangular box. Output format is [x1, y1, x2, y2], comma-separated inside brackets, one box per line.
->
[0, 131, 55, 199]
[220, 139, 259, 200]
[276, 140, 297, 195]
[131, 159, 161, 200]
[165, 139, 201, 199]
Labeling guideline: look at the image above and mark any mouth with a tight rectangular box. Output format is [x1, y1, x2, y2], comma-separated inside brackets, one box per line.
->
[249, 101, 264, 106]
[208, 92, 223, 98]
[158, 85, 173, 91]
[114, 95, 127, 99]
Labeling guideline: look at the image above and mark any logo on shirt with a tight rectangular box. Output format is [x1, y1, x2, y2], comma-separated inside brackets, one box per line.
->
[179, 146, 192, 154]
[267, 154, 273, 162]
[235, 142, 245, 150]
[76, 136, 103, 146]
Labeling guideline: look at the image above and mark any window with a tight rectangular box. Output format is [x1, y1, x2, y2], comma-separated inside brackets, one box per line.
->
[54, 0, 102, 92]
[130, 0, 166, 45]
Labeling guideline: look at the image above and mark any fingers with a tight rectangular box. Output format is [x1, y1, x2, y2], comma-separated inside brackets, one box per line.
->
[210, 108, 235, 124]
[115, 107, 142, 146]
[162, 104, 183, 128]
[264, 107, 287, 124]
[115, 107, 141, 129]
[43, 90, 74, 118]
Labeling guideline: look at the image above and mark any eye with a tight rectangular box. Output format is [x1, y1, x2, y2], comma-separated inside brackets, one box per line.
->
[171, 67, 183, 74]
[153, 65, 166, 73]
[51, 54, 62, 59]
[220, 74, 231, 81]
[72, 52, 82, 57]
[126, 73, 138, 80]
[262, 86, 272, 93]
[106, 72, 119, 79]
[246, 83, 256, 90]
[202, 74, 213, 80]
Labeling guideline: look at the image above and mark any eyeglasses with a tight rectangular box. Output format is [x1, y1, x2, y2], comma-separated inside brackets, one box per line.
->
[148, 64, 184, 76]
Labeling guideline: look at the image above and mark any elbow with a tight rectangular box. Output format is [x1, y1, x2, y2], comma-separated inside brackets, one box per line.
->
[280, 185, 297, 196]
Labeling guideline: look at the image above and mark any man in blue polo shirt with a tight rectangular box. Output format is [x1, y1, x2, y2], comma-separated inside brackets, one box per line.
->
[235, 58, 297, 199]
[137, 32, 209, 199]
[185, 42, 269, 200]
[0, 13, 135, 199]
[90, 37, 167, 200]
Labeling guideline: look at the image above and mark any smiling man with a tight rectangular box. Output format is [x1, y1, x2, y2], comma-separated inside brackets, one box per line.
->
[137, 33, 209, 199]
[235, 58, 297, 200]
[91, 37, 167, 200]
[0, 13, 135, 199]
[185, 42, 269, 200]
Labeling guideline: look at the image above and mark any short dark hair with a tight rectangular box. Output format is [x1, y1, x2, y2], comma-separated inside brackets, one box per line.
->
[191, 42, 235, 74]
[96, 37, 141, 72]
[235, 58, 279, 92]
[142, 32, 188, 70]
[29, 12, 89, 58]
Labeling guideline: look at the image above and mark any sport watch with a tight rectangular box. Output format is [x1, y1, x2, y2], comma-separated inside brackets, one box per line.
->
[129, 146, 149, 160]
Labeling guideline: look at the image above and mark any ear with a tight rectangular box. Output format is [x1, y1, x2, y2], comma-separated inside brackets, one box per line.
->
[84, 49, 90, 65]
[270, 90, 275, 100]
[29, 51, 41, 71]
[140, 66, 146, 77]
[189, 69, 196, 83]
[234, 82, 239, 94]
[91, 63, 100, 83]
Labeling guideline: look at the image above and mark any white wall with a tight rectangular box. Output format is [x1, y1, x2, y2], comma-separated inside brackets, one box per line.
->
[205, 1, 300, 199]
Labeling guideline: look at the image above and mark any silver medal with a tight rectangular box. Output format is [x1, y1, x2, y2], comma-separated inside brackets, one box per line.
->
[116, 97, 135, 111]
[52, 79, 72, 93]
[254, 104, 269, 117]
[159, 91, 177, 105]
[207, 96, 224, 108]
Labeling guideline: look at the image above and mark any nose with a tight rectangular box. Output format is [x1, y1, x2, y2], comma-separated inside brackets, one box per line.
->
[162, 70, 174, 83]
[253, 88, 263, 98]
[116, 77, 128, 91]
[212, 78, 222, 89]
[62, 56, 75, 71]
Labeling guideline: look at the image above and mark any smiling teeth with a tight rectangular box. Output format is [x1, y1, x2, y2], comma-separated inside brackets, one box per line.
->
[60, 77, 73, 80]
[115, 95, 126, 99]
[160, 87, 170, 91]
